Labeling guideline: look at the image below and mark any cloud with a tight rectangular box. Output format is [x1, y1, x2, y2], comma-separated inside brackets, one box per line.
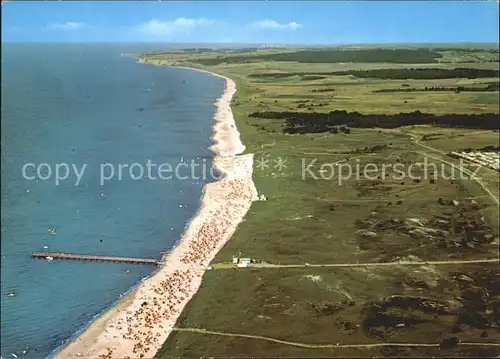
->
[49, 22, 86, 30]
[137, 18, 218, 37]
[251, 20, 302, 30]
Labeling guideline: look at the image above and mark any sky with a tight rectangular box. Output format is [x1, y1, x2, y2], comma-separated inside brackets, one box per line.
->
[2, 1, 499, 44]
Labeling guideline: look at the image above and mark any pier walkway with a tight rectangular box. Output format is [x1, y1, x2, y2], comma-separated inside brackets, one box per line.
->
[32, 252, 161, 265]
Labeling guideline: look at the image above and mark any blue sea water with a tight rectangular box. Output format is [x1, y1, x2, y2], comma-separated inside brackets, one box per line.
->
[1, 43, 224, 358]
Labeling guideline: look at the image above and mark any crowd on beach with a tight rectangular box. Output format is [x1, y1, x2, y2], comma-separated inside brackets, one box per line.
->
[94, 168, 256, 359]
[56, 74, 256, 359]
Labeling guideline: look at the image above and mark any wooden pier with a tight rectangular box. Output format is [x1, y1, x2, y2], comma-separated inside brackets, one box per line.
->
[32, 252, 161, 265]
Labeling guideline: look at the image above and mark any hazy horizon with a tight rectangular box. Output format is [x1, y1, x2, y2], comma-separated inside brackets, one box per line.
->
[2, 42, 499, 48]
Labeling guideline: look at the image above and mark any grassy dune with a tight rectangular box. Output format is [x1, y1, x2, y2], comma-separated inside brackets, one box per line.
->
[140, 47, 500, 358]
[161, 263, 499, 358]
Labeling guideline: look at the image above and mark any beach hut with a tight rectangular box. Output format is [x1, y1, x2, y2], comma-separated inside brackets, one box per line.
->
[236, 258, 252, 268]
[240, 258, 251, 265]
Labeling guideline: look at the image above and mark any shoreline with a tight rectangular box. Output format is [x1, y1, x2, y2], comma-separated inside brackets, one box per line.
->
[54, 60, 258, 358]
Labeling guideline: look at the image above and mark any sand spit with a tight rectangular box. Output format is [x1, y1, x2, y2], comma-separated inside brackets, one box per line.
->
[54, 65, 258, 359]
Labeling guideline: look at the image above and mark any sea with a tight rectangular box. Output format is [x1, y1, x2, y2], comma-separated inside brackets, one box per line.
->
[1, 43, 224, 358]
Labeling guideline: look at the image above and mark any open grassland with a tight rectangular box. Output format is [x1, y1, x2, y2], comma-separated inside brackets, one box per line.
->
[230, 64, 499, 115]
[399, 127, 500, 192]
[160, 263, 499, 358]
[141, 47, 500, 358]
[143, 46, 499, 66]
[211, 130, 499, 265]
[144, 57, 498, 114]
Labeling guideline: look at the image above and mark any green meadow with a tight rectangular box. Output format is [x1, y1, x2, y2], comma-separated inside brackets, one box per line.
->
[140, 46, 499, 358]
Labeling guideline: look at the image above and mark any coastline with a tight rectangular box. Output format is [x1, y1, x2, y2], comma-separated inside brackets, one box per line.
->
[54, 61, 258, 358]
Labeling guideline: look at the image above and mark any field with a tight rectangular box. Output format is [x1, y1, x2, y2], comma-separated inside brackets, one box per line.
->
[162, 263, 499, 358]
[144, 55, 499, 115]
[139, 46, 500, 358]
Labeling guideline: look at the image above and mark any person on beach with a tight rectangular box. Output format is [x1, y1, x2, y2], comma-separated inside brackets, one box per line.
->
[87, 169, 256, 358]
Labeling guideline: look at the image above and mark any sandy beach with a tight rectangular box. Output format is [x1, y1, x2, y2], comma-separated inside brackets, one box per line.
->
[54, 64, 258, 359]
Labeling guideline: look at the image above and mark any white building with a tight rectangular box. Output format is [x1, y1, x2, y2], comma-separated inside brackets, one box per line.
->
[261, 44, 287, 49]
[235, 257, 252, 268]
[240, 258, 252, 265]
[450, 151, 499, 171]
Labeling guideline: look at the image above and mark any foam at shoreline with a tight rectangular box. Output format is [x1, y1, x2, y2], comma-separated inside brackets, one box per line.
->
[54, 62, 258, 358]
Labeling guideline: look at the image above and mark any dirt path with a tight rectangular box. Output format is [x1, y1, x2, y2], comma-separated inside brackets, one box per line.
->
[402, 132, 498, 205]
[410, 134, 447, 155]
[418, 150, 499, 205]
[173, 327, 500, 349]
[214, 258, 499, 270]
